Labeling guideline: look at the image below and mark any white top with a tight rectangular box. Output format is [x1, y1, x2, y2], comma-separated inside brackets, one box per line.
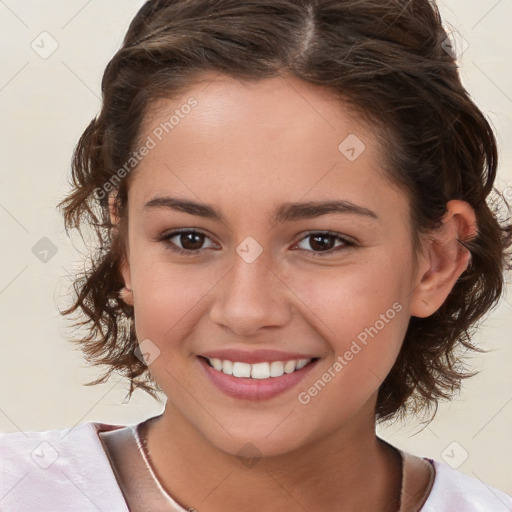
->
[1, 421, 511, 511]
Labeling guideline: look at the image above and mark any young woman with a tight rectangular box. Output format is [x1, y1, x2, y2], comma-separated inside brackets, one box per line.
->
[1, 1, 511, 511]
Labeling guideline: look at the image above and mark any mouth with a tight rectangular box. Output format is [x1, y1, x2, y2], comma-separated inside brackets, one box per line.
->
[197, 354, 320, 401]
[199, 356, 318, 379]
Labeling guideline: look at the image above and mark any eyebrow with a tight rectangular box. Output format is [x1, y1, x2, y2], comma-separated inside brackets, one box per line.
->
[143, 196, 378, 223]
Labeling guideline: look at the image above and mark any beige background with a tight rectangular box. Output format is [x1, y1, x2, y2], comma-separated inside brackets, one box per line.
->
[1, 0, 511, 496]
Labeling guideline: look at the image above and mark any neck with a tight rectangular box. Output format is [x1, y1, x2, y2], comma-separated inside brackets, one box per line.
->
[145, 403, 402, 512]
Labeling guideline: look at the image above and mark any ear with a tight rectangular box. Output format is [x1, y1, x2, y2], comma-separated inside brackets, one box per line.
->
[108, 193, 121, 225]
[109, 194, 134, 306]
[410, 200, 477, 318]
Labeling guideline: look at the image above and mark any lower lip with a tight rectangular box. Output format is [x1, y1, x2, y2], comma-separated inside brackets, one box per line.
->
[197, 357, 318, 401]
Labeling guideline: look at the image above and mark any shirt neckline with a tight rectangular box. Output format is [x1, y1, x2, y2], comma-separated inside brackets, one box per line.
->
[98, 417, 435, 512]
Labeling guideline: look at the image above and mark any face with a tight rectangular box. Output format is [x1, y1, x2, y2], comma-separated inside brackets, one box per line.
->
[120, 73, 421, 457]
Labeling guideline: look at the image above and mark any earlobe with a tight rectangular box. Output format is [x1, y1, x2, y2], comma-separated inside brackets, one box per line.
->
[119, 257, 134, 305]
[119, 285, 133, 304]
[110, 193, 133, 305]
[109, 194, 120, 226]
[410, 200, 477, 318]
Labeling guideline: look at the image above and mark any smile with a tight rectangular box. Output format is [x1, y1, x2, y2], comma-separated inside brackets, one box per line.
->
[197, 354, 319, 401]
[204, 357, 314, 379]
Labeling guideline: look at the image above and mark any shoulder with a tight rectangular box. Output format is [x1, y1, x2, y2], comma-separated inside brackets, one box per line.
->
[421, 459, 512, 512]
[0, 422, 129, 512]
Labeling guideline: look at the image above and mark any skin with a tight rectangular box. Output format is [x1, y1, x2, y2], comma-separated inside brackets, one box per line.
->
[113, 72, 476, 512]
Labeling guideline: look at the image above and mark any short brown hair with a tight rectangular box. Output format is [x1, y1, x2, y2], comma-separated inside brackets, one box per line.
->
[59, 0, 512, 421]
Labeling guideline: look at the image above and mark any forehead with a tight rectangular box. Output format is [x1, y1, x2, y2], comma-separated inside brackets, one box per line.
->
[129, 73, 408, 223]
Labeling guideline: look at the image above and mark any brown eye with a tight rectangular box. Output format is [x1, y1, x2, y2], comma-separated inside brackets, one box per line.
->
[308, 234, 337, 251]
[177, 231, 205, 250]
[161, 229, 216, 255]
[295, 231, 355, 257]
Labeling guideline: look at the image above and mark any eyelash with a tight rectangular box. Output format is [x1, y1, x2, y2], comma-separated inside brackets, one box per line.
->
[158, 229, 356, 258]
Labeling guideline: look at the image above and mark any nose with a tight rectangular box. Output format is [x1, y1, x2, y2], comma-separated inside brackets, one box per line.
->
[209, 250, 293, 338]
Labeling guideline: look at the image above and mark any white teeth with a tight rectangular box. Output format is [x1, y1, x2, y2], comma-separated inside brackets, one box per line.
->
[296, 359, 309, 370]
[284, 360, 296, 374]
[222, 360, 233, 375]
[270, 361, 284, 377]
[232, 362, 251, 378]
[211, 358, 223, 371]
[251, 362, 270, 379]
[206, 357, 313, 379]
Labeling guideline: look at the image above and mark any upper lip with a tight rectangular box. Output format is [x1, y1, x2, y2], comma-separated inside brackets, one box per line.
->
[199, 349, 318, 364]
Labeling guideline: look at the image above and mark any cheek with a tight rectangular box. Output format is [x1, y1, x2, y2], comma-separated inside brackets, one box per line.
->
[292, 253, 411, 396]
[291, 249, 411, 340]
[130, 229, 413, 363]
[131, 261, 218, 347]
[125, 215, 216, 342]
[293, 288, 409, 428]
